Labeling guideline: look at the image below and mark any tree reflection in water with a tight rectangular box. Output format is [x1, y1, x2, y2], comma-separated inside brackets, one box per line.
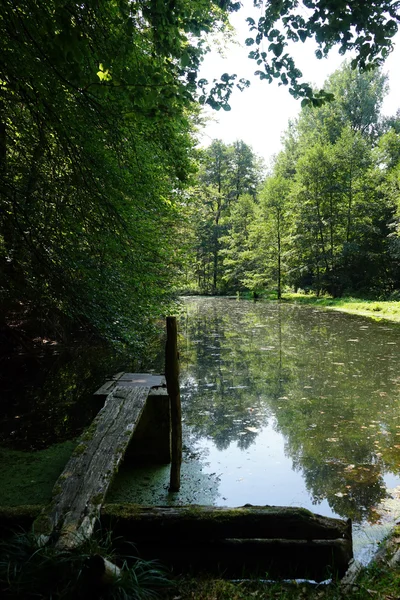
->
[180, 297, 400, 523]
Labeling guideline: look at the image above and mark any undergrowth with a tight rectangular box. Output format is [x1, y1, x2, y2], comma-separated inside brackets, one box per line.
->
[0, 528, 171, 600]
[162, 566, 400, 599]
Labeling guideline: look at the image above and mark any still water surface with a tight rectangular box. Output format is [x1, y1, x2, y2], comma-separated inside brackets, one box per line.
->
[179, 297, 400, 526]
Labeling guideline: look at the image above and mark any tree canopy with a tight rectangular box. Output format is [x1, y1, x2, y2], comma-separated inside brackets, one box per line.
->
[0, 0, 237, 348]
[182, 61, 400, 299]
[1, 0, 400, 351]
[245, 0, 400, 106]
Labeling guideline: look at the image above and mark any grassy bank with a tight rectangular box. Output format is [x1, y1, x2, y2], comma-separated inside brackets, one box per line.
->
[280, 293, 400, 323]
[163, 563, 400, 599]
[165, 538, 400, 599]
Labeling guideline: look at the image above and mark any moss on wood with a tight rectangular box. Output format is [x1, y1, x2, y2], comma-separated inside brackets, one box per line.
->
[0, 505, 43, 532]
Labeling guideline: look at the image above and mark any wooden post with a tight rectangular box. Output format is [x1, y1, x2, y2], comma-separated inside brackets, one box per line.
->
[165, 316, 182, 492]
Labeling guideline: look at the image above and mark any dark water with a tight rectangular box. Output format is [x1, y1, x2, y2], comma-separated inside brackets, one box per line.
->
[0, 338, 164, 506]
[179, 297, 400, 525]
[0, 337, 165, 452]
[0, 346, 131, 451]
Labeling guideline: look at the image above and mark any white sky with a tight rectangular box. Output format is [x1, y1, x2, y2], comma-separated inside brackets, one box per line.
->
[198, 2, 400, 166]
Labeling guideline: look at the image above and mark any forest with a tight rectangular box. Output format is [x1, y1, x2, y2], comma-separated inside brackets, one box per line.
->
[184, 63, 400, 299]
[1, 0, 400, 351]
[3, 3, 400, 599]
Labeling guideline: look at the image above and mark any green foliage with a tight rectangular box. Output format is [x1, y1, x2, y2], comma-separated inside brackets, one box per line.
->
[246, 0, 400, 103]
[2, 0, 400, 348]
[184, 62, 400, 300]
[0, 0, 240, 347]
[182, 140, 263, 294]
[0, 528, 171, 599]
[282, 65, 399, 297]
[297, 62, 389, 143]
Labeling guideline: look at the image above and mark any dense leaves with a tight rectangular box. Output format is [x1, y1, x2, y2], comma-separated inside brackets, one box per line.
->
[2, 0, 400, 350]
[0, 0, 238, 347]
[184, 140, 263, 293]
[246, 0, 400, 104]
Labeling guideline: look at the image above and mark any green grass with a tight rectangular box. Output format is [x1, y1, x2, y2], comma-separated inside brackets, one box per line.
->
[281, 293, 400, 322]
[0, 441, 76, 506]
[162, 563, 400, 599]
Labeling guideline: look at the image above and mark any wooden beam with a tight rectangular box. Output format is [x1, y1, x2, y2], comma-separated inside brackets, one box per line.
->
[165, 317, 182, 492]
[102, 504, 353, 580]
[103, 504, 351, 542]
[34, 385, 152, 548]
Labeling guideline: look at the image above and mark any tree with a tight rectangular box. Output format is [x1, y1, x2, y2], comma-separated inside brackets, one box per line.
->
[247, 60, 399, 298]
[0, 0, 241, 346]
[258, 176, 292, 299]
[220, 193, 258, 291]
[296, 62, 389, 144]
[2, 0, 400, 349]
[229, 140, 263, 201]
[184, 140, 262, 294]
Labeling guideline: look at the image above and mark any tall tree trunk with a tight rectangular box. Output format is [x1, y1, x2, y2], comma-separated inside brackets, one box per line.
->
[212, 202, 221, 294]
[315, 193, 329, 273]
[277, 209, 281, 300]
[0, 98, 6, 173]
[346, 166, 353, 244]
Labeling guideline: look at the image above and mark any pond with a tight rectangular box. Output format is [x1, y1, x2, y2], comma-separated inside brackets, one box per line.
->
[3, 297, 400, 563]
[108, 296, 400, 561]
[178, 297, 400, 523]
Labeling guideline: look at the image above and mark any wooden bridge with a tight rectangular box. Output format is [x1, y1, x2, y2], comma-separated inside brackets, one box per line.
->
[35, 372, 171, 549]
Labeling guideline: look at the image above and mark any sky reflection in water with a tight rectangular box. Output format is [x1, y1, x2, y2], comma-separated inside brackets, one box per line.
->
[180, 297, 400, 525]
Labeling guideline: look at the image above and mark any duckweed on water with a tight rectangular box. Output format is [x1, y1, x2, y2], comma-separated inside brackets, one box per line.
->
[106, 460, 220, 506]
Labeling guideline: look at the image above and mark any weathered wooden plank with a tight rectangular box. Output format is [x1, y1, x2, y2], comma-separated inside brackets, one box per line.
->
[102, 504, 352, 542]
[35, 386, 151, 548]
[111, 372, 125, 381]
[102, 505, 353, 580]
[94, 374, 165, 396]
[117, 373, 165, 388]
[118, 538, 352, 580]
[93, 379, 117, 397]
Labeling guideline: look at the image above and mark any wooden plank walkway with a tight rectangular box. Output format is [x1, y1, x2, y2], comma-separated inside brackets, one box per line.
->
[35, 374, 166, 548]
